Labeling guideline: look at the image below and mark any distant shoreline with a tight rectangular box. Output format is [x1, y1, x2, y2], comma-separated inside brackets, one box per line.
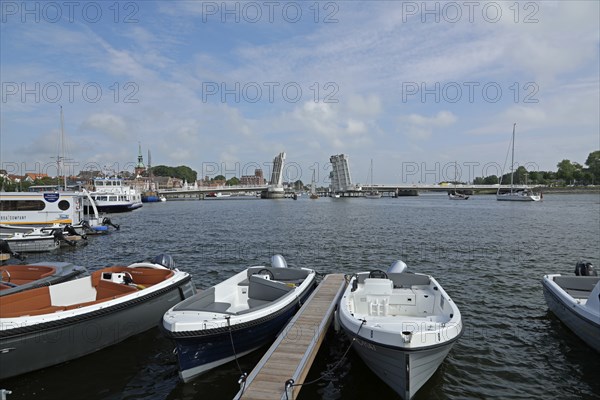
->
[472, 187, 600, 195]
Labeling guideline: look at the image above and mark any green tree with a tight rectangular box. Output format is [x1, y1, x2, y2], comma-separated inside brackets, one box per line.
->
[483, 175, 499, 185]
[213, 175, 226, 181]
[556, 159, 576, 184]
[151, 165, 197, 183]
[226, 177, 240, 186]
[585, 150, 600, 184]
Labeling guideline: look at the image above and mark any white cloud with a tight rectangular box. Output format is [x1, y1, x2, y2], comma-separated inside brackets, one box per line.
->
[400, 111, 458, 140]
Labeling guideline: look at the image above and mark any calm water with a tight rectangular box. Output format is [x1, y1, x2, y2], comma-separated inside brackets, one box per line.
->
[3, 193, 600, 399]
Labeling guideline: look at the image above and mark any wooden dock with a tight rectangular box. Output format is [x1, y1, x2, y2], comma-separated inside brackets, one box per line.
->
[236, 273, 347, 400]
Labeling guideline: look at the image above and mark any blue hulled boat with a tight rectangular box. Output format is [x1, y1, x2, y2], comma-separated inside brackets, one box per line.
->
[161, 255, 317, 382]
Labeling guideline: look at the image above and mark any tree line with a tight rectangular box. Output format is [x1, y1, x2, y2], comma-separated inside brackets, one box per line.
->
[473, 150, 600, 186]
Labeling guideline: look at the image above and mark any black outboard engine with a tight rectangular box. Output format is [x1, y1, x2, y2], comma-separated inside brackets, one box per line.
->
[0, 239, 24, 261]
[575, 261, 597, 276]
[64, 224, 87, 240]
[102, 217, 120, 230]
[53, 229, 76, 247]
[153, 254, 175, 269]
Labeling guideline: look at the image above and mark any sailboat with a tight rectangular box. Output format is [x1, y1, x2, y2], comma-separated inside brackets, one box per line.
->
[448, 162, 469, 200]
[365, 159, 382, 198]
[309, 170, 319, 199]
[496, 124, 541, 202]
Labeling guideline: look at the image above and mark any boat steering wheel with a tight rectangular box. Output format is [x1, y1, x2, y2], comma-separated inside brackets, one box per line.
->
[368, 269, 388, 279]
[256, 269, 275, 280]
[123, 271, 134, 285]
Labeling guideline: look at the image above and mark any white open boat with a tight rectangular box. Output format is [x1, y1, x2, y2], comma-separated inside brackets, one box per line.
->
[161, 255, 317, 382]
[0, 254, 195, 379]
[542, 261, 600, 353]
[337, 261, 463, 399]
[448, 192, 469, 200]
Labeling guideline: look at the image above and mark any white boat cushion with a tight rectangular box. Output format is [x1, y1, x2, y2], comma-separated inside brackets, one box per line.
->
[49, 276, 97, 306]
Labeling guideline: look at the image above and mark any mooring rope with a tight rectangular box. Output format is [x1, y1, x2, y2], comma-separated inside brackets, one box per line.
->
[283, 319, 367, 400]
[226, 316, 248, 399]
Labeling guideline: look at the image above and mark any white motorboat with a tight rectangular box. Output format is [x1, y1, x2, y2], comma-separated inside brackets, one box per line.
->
[337, 261, 463, 399]
[448, 192, 469, 200]
[0, 227, 66, 253]
[86, 177, 143, 213]
[0, 254, 195, 379]
[542, 261, 600, 353]
[161, 255, 317, 382]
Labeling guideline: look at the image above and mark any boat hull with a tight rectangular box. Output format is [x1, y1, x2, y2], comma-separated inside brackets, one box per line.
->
[339, 316, 457, 399]
[542, 278, 600, 353]
[166, 285, 314, 382]
[496, 193, 540, 201]
[0, 276, 195, 379]
[2, 237, 60, 253]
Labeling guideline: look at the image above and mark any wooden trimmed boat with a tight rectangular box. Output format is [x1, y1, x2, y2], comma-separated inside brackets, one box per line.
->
[0, 261, 87, 297]
[0, 254, 195, 380]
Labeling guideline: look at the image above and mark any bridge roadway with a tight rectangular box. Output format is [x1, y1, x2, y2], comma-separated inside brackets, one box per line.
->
[158, 184, 540, 199]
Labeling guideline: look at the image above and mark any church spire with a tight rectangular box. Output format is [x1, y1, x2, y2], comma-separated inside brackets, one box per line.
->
[135, 142, 146, 177]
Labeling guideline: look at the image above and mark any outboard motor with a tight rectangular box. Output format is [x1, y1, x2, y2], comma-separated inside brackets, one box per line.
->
[575, 261, 597, 276]
[53, 229, 76, 247]
[102, 217, 120, 230]
[153, 254, 175, 269]
[64, 225, 87, 240]
[271, 254, 288, 269]
[0, 239, 24, 261]
[388, 260, 408, 274]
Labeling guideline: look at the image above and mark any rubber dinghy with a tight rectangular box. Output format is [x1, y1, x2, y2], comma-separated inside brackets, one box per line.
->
[161, 255, 317, 383]
[0, 254, 196, 380]
[337, 261, 463, 399]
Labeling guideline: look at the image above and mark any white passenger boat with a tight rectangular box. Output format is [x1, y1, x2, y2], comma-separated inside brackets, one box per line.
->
[542, 261, 600, 353]
[0, 191, 86, 227]
[337, 261, 463, 399]
[0, 254, 195, 380]
[86, 177, 143, 213]
[161, 255, 317, 382]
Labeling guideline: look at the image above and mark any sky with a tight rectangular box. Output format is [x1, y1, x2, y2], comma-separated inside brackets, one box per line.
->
[1, 1, 599, 185]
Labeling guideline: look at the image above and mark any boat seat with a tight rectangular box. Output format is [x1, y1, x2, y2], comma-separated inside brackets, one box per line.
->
[246, 298, 270, 310]
[200, 302, 231, 313]
[247, 275, 293, 302]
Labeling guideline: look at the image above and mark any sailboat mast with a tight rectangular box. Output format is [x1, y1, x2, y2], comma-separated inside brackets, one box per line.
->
[60, 105, 67, 191]
[510, 123, 515, 193]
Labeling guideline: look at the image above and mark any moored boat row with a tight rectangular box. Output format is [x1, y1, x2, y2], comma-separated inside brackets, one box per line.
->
[1, 254, 597, 399]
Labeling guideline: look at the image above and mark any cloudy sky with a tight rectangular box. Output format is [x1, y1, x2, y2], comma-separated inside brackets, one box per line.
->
[1, 1, 598, 185]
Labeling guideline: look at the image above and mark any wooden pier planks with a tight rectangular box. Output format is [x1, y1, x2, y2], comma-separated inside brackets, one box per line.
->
[237, 273, 347, 400]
